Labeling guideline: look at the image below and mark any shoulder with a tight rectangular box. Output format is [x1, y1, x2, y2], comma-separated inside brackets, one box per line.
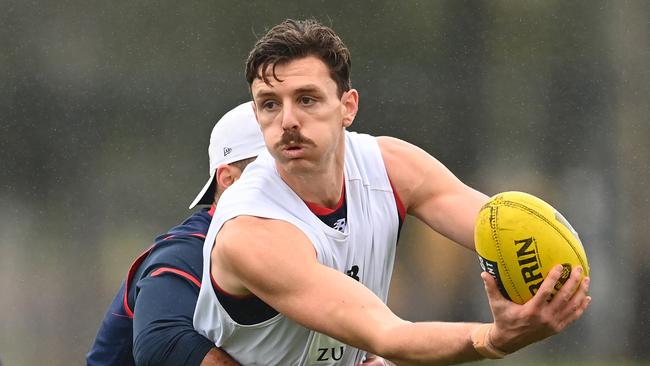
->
[218, 216, 312, 252]
[139, 232, 205, 282]
[215, 155, 307, 224]
[217, 216, 316, 270]
[376, 136, 427, 208]
[146, 210, 213, 268]
[343, 131, 391, 186]
[218, 153, 279, 206]
[211, 215, 317, 296]
[162, 209, 212, 238]
[376, 136, 461, 212]
[377, 135, 426, 163]
[344, 131, 381, 158]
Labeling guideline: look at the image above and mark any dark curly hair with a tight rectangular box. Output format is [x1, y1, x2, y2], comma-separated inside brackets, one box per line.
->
[245, 19, 351, 97]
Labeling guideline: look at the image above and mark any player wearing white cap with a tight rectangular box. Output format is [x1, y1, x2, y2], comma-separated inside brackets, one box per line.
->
[87, 102, 265, 366]
[193, 19, 591, 365]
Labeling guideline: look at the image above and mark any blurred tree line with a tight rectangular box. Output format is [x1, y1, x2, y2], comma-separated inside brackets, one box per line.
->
[1, 1, 648, 365]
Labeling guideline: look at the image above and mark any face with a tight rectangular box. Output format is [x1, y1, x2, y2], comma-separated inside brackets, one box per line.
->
[251, 56, 358, 175]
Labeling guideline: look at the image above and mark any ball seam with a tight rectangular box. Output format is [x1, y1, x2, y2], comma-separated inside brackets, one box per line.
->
[489, 204, 523, 303]
[502, 200, 589, 274]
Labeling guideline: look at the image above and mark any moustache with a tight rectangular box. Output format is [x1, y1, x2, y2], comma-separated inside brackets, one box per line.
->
[276, 130, 316, 149]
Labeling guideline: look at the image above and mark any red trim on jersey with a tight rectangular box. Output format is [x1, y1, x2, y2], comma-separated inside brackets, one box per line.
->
[304, 182, 346, 215]
[150, 267, 201, 288]
[121, 232, 206, 317]
[208, 203, 216, 216]
[110, 312, 131, 318]
[388, 178, 406, 221]
[123, 245, 155, 318]
[210, 272, 254, 300]
[162, 233, 205, 241]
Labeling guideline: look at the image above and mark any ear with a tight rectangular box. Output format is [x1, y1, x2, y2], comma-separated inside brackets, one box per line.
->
[340, 89, 359, 128]
[215, 164, 239, 191]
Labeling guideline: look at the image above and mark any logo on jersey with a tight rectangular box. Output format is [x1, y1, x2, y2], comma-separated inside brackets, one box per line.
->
[346, 265, 360, 281]
[223, 147, 232, 156]
[305, 332, 348, 364]
[332, 218, 346, 232]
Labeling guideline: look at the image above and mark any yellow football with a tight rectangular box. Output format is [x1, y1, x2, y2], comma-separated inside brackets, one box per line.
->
[474, 191, 589, 304]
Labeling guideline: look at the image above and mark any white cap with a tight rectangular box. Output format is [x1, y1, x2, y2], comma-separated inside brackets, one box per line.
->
[188, 101, 266, 209]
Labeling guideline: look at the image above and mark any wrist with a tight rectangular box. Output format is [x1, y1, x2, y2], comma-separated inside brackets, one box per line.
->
[471, 323, 508, 359]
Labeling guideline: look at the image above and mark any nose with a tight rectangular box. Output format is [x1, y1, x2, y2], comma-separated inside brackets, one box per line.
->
[280, 101, 300, 131]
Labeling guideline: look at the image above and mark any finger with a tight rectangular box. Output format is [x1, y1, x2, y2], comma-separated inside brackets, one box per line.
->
[528, 264, 564, 308]
[575, 294, 592, 318]
[557, 276, 591, 320]
[481, 272, 501, 301]
[363, 359, 379, 365]
[558, 294, 592, 331]
[358, 357, 387, 366]
[581, 276, 590, 294]
[359, 354, 377, 365]
[549, 266, 585, 310]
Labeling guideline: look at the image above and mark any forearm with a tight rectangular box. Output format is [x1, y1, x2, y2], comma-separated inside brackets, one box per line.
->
[378, 322, 484, 366]
[253, 262, 484, 365]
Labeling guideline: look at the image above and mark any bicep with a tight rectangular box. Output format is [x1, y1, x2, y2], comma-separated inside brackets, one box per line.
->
[378, 136, 488, 250]
[215, 217, 406, 354]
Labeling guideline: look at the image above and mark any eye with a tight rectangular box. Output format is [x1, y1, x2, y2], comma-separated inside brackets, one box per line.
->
[261, 99, 279, 111]
[299, 96, 316, 106]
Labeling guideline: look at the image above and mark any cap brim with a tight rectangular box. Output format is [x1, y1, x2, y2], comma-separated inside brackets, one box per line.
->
[188, 173, 216, 209]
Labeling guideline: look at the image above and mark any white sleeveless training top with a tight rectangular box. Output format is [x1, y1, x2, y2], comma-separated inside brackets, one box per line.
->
[194, 131, 401, 366]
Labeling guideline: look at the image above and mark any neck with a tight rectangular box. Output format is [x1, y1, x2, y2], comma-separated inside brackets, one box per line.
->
[283, 169, 344, 208]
